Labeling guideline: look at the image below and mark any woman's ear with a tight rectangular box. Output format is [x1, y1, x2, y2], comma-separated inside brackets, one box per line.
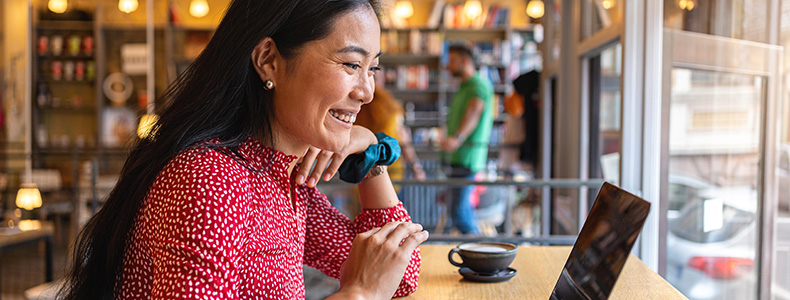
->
[251, 37, 282, 82]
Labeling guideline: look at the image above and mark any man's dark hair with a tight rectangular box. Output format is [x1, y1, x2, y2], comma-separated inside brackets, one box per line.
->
[448, 44, 475, 60]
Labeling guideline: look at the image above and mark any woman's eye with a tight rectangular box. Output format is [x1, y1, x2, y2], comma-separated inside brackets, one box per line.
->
[368, 66, 381, 76]
[343, 63, 361, 70]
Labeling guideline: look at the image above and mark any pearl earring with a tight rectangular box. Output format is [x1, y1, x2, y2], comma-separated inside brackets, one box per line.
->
[264, 80, 274, 90]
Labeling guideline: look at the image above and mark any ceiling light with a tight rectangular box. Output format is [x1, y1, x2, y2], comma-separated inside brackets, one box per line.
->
[48, 0, 68, 13]
[119, 0, 139, 13]
[394, 1, 414, 19]
[189, 0, 210, 18]
[526, 0, 545, 19]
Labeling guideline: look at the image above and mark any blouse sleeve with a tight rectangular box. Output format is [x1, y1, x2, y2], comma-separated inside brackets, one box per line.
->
[144, 149, 252, 299]
[302, 187, 421, 297]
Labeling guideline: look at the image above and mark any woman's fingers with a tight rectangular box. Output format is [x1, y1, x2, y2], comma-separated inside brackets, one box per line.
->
[400, 230, 429, 251]
[308, 150, 334, 187]
[370, 222, 426, 250]
[385, 222, 423, 242]
[297, 147, 320, 185]
[323, 152, 345, 181]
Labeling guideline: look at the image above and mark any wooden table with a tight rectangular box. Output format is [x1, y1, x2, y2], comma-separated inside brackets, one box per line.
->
[402, 245, 688, 300]
[0, 221, 54, 300]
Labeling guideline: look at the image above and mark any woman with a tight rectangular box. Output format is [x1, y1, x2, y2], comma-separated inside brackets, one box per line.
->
[355, 86, 426, 181]
[61, 0, 428, 299]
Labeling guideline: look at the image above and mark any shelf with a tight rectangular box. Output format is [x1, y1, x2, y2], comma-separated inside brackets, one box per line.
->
[101, 147, 133, 155]
[34, 147, 131, 156]
[446, 84, 509, 94]
[444, 27, 510, 34]
[35, 148, 99, 155]
[380, 54, 440, 64]
[444, 28, 508, 40]
[37, 54, 95, 60]
[387, 86, 441, 94]
[36, 20, 94, 31]
[38, 78, 95, 84]
[37, 106, 97, 113]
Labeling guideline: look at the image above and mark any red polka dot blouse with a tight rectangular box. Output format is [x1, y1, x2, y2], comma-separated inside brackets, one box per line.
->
[116, 138, 421, 299]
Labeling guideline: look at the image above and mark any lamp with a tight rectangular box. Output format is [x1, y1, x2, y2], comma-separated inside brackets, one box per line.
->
[16, 183, 42, 211]
[189, 0, 210, 18]
[48, 0, 68, 13]
[393, 1, 414, 19]
[463, 0, 483, 20]
[602, 0, 614, 10]
[678, 0, 695, 11]
[137, 113, 159, 139]
[119, 0, 139, 13]
[526, 0, 545, 19]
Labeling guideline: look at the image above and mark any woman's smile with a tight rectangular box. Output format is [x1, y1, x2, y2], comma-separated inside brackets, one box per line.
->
[329, 109, 358, 126]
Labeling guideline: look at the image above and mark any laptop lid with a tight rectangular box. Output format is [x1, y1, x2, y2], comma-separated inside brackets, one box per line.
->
[550, 182, 651, 300]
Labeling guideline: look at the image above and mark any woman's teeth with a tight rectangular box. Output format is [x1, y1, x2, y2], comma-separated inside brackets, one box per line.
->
[330, 110, 356, 124]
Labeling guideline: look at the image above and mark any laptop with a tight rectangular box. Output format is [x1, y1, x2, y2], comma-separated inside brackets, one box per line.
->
[550, 182, 651, 300]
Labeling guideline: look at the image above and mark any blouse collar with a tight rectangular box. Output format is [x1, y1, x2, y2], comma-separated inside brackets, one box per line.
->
[238, 137, 299, 173]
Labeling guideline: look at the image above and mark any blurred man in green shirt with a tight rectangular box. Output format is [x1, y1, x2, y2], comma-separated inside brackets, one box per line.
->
[440, 44, 494, 234]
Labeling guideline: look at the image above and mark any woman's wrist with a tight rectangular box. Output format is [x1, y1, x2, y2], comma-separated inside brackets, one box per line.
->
[364, 165, 387, 180]
[338, 132, 401, 184]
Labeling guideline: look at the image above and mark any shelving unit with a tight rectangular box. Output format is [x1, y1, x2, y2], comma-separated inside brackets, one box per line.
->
[31, 11, 101, 185]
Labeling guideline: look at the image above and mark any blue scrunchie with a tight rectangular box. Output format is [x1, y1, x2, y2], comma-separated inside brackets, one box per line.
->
[338, 132, 401, 183]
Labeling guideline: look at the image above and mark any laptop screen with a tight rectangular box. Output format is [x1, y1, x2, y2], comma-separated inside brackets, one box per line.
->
[551, 182, 651, 300]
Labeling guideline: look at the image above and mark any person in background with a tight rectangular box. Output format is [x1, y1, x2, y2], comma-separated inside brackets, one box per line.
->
[501, 70, 540, 175]
[440, 44, 495, 235]
[356, 85, 427, 181]
[61, 1, 427, 299]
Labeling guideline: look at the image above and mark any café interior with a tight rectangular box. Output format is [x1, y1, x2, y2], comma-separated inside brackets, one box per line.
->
[2, 0, 790, 299]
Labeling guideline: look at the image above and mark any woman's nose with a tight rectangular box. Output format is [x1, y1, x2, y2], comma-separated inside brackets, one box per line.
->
[350, 76, 374, 104]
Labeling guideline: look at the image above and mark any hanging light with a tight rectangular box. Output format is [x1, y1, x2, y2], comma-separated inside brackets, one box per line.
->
[678, 0, 695, 11]
[119, 0, 139, 13]
[393, 1, 414, 19]
[526, 0, 545, 19]
[16, 183, 42, 211]
[137, 114, 160, 139]
[602, 0, 615, 10]
[189, 0, 210, 18]
[48, 0, 68, 13]
[463, 0, 483, 20]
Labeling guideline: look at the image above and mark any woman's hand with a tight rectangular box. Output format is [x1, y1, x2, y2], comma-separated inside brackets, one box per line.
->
[329, 222, 429, 300]
[412, 163, 427, 181]
[295, 126, 377, 187]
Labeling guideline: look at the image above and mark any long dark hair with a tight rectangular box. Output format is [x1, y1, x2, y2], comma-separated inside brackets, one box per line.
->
[62, 0, 380, 299]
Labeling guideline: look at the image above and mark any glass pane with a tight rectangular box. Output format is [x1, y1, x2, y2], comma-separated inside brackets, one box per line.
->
[663, 0, 769, 44]
[664, 68, 762, 300]
[774, 1, 790, 297]
[588, 42, 622, 206]
[581, 0, 623, 39]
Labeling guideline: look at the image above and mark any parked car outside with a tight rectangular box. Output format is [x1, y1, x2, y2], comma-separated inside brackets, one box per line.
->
[666, 187, 758, 300]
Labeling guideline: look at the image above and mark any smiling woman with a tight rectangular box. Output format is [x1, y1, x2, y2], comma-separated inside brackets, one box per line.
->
[60, 1, 427, 300]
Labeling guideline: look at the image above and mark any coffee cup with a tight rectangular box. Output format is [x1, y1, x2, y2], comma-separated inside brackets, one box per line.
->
[448, 242, 518, 274]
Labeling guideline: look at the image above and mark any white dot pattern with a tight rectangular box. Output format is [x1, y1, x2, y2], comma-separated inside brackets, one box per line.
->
[117, 138, 421, 299]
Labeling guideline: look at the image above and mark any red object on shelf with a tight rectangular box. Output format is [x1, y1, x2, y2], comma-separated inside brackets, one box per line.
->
[83, 35, 94, 56]
[38, 35, 49, 55]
